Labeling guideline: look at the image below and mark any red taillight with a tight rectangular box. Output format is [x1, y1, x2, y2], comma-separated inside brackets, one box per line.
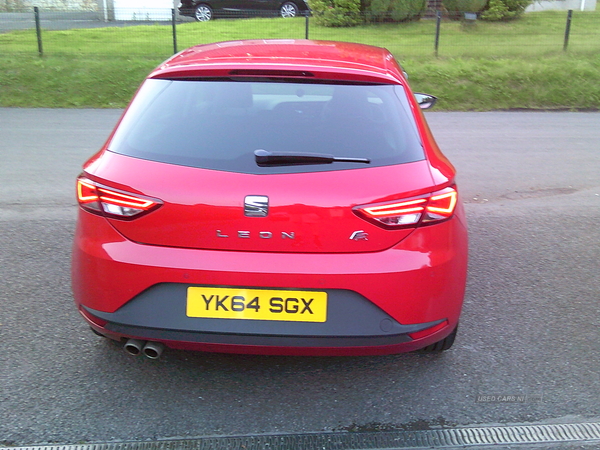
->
[76, 177, 162, 220]
[423, 189, 458, 223]
[355, 187, 458, 229]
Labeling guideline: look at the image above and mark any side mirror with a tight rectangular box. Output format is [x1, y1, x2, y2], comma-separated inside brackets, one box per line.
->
[414, 93, 438, 110]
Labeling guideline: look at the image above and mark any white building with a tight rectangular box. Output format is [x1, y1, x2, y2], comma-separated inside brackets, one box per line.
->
[527, 0, 596, 11]
[98, 0, 176, 20]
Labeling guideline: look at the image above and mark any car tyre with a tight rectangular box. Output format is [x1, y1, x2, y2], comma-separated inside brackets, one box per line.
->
[416, 324, 458, 353]
[280, 1, 298, 17]
[194, 4, 213, 21]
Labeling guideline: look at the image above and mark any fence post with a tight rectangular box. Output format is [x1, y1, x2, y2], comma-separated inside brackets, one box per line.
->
[305, 13, 309, 39]
[434, 10, 441, 57]
[34, 6, 43, 56]
[563, 9, 573, 51]
[172, 9, 178, 54]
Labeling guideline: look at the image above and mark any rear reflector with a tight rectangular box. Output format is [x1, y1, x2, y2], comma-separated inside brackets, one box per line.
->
[79, 306, 108, 327]
[408, 320, 448, 340]
[354, 187, 458, 229]
[76, 177, 162, 220]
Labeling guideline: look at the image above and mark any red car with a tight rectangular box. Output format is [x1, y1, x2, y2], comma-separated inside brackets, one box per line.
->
[72, 40, 468, 358]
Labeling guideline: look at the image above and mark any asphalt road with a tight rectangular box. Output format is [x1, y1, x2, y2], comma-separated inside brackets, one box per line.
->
[0, 109, 599, 446]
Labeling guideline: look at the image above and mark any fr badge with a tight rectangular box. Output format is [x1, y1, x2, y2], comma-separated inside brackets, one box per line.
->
[349, 231, 369, 241]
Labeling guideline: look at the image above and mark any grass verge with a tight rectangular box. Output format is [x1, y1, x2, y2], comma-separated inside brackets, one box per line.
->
[0, 55, 161, 108]
[1, 53, 599, 110]
[1, 11, 599, 110]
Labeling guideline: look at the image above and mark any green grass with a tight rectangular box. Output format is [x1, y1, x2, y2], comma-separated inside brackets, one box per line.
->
[406, 54, 600, 110]
[1, 11, 599, 109]
[0, 55, 161, 107]
[3, 11, 598, 58]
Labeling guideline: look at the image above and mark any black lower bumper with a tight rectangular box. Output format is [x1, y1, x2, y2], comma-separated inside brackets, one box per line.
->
[84, 283, 444, 348]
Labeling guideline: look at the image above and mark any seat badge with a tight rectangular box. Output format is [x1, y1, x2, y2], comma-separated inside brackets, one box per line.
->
[244, 195, 269, 217]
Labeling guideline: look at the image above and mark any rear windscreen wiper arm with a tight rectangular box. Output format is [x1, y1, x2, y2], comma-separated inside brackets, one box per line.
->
[254, 149, 371, 167]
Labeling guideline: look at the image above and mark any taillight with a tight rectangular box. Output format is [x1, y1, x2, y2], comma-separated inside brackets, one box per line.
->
[354, 187, 458, 229]
[76, 177, 162, 220]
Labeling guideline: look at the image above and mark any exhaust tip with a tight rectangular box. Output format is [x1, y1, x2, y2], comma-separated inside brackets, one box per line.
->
[123, 338, 145, 356]
[143, 341, 165, 359]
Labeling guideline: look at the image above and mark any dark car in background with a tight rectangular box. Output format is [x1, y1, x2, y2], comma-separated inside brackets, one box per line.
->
[179, 0, 310, 21]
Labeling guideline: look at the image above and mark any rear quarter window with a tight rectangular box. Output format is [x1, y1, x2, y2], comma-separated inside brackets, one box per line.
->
[108, 79, 424, 174]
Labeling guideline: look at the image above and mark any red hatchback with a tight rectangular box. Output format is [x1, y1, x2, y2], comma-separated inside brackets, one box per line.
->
[72, 40, 468, 358]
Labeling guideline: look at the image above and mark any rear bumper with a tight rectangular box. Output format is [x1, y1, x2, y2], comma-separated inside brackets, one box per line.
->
[72, 206, 468, 355]
[81, 315, 451, 356]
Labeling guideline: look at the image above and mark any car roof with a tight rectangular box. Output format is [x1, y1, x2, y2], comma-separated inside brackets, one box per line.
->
[149, 40, 406, 84]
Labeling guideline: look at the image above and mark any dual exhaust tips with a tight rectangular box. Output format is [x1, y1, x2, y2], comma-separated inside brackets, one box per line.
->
[124, 339, 165, 359]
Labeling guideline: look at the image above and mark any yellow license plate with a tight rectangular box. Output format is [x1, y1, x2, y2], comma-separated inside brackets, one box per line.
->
[187, 287, 327, 323]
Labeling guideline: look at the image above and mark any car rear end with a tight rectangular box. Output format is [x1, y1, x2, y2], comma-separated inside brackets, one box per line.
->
[72, 40, 468, 356]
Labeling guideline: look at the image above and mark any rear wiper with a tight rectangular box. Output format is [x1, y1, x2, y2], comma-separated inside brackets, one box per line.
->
[254, 149, 370, 167]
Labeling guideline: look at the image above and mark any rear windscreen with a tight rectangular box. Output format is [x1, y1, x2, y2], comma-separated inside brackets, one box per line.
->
[108, 79, 425, 174]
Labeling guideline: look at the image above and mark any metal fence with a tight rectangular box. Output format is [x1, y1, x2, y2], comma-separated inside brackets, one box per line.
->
[1, 7, 599, 58]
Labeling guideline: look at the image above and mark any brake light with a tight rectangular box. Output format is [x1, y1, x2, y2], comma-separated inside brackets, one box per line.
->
[355, 187, 458, 229]
[76, 177, 162, 220]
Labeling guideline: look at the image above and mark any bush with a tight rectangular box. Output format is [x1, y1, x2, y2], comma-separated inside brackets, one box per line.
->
[480, 0, 530, 21]
[310, 0, 425, 25]
[309, 0, 362, 26]
[442, 0, 487, 17]
[364, 0, 426, 22]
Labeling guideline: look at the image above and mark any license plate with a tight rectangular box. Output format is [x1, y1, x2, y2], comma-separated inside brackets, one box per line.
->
[187, 287, 327, 323]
